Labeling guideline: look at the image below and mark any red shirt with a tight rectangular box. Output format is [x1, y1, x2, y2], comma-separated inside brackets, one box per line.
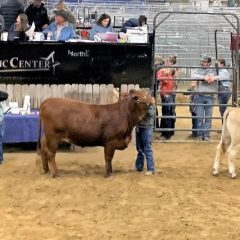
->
[157, 69, 175, 96]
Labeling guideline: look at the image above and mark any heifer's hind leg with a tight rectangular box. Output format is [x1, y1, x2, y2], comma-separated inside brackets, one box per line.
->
[41, 137, 50, 173]
[46, 139, 60, 178]
[104, 145, 115, 178]
[227, 144, 240, 179]
[36, 137, 49, 174]
[213, 141, 223, 176]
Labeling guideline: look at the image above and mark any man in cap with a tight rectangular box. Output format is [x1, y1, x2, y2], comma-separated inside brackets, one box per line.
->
[43, 9, 75, 41]
[191, 56, 218, 141]
[25, 0, 49, 32]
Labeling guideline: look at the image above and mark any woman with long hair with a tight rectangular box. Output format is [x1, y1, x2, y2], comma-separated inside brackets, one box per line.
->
[89, 13, 113, 40]
[8, 13, 29, 41]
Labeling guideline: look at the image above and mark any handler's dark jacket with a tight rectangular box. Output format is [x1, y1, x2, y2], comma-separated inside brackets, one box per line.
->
[25, 3, 49, 32]
[0, 0, 24, 31]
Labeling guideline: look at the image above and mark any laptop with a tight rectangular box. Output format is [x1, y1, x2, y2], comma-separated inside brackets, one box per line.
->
[96, 32, 118, 42]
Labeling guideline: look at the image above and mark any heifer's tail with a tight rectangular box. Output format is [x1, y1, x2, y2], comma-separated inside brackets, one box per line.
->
[37, 117, 42, 152]
[221, 107, 234, 153]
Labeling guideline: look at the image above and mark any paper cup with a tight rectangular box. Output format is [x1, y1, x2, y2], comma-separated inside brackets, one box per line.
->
[2, 32, 8, 41]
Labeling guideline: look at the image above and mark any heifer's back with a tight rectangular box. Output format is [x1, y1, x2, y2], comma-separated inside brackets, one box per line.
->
[40, 97, 139, 148]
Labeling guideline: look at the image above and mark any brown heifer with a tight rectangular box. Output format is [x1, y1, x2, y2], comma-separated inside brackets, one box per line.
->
[36, 89, 155, 177]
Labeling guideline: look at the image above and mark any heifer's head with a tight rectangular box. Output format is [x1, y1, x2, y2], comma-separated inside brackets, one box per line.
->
[120, 89, 155, 125]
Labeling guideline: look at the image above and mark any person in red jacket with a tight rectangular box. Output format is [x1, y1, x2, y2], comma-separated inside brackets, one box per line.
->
[157, 67, 176, 140]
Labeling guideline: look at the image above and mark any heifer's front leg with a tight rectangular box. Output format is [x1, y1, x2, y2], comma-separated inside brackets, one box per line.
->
[104, 145, 115, 178]
[213, 142, 223, 176]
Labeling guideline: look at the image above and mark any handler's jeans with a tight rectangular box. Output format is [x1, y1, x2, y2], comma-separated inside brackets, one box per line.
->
[0, 120, 5, 163]
[135, 126, 154, 172]
[196, 95, 214, 138]
[218, 87, 231, 117]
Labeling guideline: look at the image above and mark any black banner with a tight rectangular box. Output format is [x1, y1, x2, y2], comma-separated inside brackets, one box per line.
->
[0, 41, 152, 88]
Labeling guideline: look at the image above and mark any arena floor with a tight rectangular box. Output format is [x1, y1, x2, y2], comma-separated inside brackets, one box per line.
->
[1, 141, 240, 240]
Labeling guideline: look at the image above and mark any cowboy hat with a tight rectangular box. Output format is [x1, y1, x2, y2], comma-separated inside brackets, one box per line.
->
[53, 9, 76, 24]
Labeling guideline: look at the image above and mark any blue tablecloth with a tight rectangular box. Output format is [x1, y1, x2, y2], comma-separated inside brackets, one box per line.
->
[3, 111, 39, 143]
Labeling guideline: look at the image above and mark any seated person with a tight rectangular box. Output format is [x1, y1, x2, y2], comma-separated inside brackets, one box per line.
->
[43, 9, 75, 41]
[54, 0, 76, 25]
[0, 14, 5, 33]
[8, 14, 29, 41]
[121, 15, 147, 33]
[89, 13, 113, 40]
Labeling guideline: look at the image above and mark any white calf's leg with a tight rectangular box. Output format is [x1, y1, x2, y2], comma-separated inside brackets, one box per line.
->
[228, 148, 237, 179]
[213, 142, 223, 176]
[227, 144, 240, 179]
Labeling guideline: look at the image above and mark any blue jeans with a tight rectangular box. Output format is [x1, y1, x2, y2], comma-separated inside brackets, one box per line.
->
[218, 87, 231, 117]
[135, 126, 154, 172]
[191, 112, 198, 136]
[0, 121, 5, 163]
[160, 95, 175, 138]
[196, 95, 214, 138]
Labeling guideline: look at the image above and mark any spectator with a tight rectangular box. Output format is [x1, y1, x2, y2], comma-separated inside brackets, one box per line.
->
[187, 81, 198, 138]
[0, 14, 4, 32]
[8, 13, 29, 41]
[0, 90, 8, 164]
[43, 9, 75, 41]
[157, 67, 176, 140]
[89, 13, 113, 40]
[191, 56, 218, 141]
[54, 0, 76, 25]
[25, 0, 49, 32]
[121, 15, 147, 33]
[0, 0, 24, 31]
[135, 95, 155, 176]
[215, 59, 231, 118]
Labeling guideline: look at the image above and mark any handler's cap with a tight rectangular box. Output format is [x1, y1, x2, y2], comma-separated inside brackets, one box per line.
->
[201, 56, 211, 63]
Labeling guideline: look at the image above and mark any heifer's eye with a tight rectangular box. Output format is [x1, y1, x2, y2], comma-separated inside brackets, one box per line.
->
[134, 96, 138, 101]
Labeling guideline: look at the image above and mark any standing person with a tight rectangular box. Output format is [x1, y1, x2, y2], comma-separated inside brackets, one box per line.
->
[157, 68, 176, 140]
[43, 9, 75, 41]
[187, 81, 198, 138]
[0, 90, 8, 164]
[8, 13, 29, 41]
[135, 96, 156, 176]
[215, 59, 231, 118]
[0, 0, 24, 31]
[120, 15, 147, 33]
[89, 13, 113, 40]
[25, 0, 49, 32]
[154, 55, 164, 129]
[191, 56, 218, 141]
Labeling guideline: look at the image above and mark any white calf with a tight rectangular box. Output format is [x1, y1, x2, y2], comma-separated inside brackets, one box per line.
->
[213, 107, 240, 178]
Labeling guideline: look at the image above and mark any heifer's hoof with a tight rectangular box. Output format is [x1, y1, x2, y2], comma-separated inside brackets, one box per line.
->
[52, 172, 59, 178]
[230, 173, 237, 179]
[212, 169, 219, 176]
[104, 173, 112, 178]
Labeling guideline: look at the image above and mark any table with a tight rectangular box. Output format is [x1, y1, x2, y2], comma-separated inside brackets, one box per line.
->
[3, 111, 39, 143]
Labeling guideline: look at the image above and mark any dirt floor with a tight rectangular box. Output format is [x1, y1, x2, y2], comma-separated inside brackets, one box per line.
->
[1, 141, 240, 240]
